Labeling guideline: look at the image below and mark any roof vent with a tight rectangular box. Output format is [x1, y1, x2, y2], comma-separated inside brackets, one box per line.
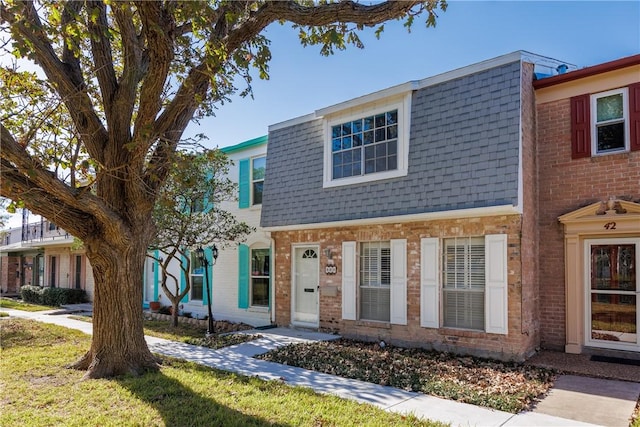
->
[556, 64, 569, 74]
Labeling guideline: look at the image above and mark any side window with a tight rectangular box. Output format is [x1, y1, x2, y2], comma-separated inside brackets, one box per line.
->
[250, 248, 270, 307]
[190, 252, 204, 301]
[252, 156, 266, 206]
[592, 88, 628, 155]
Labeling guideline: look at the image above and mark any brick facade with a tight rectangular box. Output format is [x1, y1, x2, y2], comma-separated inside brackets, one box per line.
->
[272, 214, 538, 361]
[537, 99, 640, 350]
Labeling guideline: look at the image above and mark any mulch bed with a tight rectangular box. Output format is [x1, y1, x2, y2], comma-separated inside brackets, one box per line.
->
[257, 338, 556, 413]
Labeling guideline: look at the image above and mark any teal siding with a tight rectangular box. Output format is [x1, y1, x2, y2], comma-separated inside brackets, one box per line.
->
[238, 244, 249, 309]
[238, 158, 250, 209]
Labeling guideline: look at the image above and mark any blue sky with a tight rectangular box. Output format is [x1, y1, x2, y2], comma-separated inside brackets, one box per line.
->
[197, 0, 640, 149]
[3, 1, 639, 227]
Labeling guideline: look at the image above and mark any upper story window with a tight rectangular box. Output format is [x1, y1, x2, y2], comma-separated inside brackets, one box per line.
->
[571, 84, 639, 159]
[592, 88, 629, 155]
[323, 95, 411, 188]
[252, 156, 265, 205]
[332, 110, 398, 179]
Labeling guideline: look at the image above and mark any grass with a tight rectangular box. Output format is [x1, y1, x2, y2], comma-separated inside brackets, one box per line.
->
[0, 318, 443, 427]
[68, 315, 261, 350]
[0, 297, 54, 312]
[258, 339, 556, 414]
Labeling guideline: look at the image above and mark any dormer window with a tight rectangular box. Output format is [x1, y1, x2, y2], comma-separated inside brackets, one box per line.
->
[323, 94, 411, 188]
[331, 110, 398, 179]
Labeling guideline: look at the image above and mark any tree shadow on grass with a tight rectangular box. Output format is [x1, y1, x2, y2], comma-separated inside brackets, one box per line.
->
[116, 359, 287, 427]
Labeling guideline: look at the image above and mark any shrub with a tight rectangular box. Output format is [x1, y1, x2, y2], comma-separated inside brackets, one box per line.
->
[20, 286, 87, 306]
[20, 285, 43, 304]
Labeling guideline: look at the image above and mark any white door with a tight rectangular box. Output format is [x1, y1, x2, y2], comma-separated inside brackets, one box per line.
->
[292, 246, 319, 326]
[585, 238, 639, 351]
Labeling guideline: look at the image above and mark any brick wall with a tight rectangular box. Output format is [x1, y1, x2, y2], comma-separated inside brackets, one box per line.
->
[0, 256, 20, 293]
[520, 63, 540, 348]
[272, 214, 539, 361]
[537, 98, 640, 349]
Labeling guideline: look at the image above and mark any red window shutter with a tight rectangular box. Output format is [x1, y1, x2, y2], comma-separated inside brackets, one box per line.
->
[629, 82, 640, 152]
[570, 94, 591, 159]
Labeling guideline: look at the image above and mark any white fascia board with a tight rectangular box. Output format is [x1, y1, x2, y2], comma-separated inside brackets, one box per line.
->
[315, 81, 419, 117]
[269, 113, 318, 133]
[263, 205, 520, 232]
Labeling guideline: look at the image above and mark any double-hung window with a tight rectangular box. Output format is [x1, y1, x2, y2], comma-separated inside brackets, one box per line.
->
[571, 83, 639, 159]
[190, 252, 204, 301]
[592, 88, 629, 155]
[250, 248, 270, 307]
[252, 156, 266, 205]
[360, 241, 391, 322]
[442, 237, 485, 331]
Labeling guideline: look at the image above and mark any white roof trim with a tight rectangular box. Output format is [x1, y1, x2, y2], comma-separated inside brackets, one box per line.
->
[262, 204, 520, 232]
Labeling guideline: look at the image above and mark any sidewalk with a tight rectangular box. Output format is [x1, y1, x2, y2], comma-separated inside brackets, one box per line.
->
[3, 307, 638, 427]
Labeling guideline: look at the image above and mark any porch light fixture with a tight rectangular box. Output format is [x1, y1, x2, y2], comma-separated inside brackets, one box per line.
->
[196, 245, 218, 336]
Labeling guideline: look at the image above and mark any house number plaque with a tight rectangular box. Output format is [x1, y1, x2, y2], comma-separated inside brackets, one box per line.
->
[603, 222, 617, 230]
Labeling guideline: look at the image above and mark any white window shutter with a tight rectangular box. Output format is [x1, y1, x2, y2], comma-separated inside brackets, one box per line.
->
[341, 241, 357, 320]
[420, 238, 440, 328]
[390, 239, 407, 325]
[485, 234, 508, 334]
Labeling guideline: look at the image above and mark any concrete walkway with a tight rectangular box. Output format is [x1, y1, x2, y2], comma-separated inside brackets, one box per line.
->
[3, 307, 638, 427]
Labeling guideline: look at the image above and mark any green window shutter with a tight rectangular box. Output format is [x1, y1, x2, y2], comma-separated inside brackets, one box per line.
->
[238, 159, 250, 209]
[153, 250, 160, 301]
[238, 244, 249, 309]
[202, 248, 213, 306]
[180, 253, 189, 303]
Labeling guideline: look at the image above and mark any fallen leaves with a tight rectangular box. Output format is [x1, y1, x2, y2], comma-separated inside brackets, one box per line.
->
[257, 339, 556, 413]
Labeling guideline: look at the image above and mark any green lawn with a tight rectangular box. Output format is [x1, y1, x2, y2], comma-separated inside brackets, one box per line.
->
[0, 297, 55, 312]
[0, 318, 445, 427]
[69, 316, 261, 350]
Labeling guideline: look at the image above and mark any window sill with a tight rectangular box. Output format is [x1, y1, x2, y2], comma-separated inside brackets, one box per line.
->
[438, 327, 487, 337]
[355, 320, 391, 329]
[248, 306, 270, 313]
[323, 168, 407, 189]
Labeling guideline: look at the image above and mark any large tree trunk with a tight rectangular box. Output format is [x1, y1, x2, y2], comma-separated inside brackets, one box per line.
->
[69, 235, 159, 379]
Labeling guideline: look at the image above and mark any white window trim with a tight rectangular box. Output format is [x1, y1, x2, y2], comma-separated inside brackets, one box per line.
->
[190, 253, 204, 302]
[250, 247, 270, 308]
[590, 87, 630, 156]
[322, 93, 411, 188]
[251, 155, 266, 206]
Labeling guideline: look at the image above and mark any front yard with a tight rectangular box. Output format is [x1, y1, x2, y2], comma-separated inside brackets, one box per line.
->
[0, 318, 442, 427]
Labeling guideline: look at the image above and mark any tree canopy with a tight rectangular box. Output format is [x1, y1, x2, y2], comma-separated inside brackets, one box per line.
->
[0, 0, 446, 378]
[151, 148, 252, 326]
